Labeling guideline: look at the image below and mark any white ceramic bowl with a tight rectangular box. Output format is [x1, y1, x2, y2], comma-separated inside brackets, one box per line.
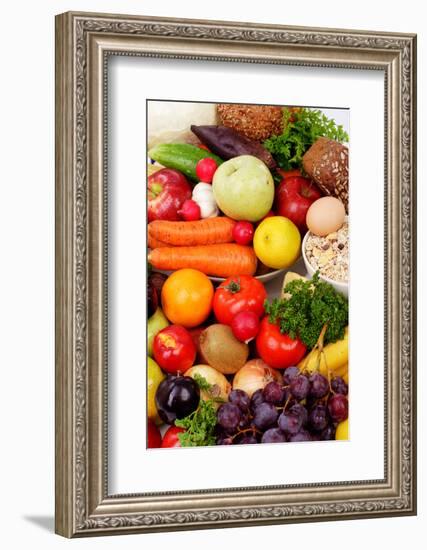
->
[209, 267, 287, 284]
[154, 266, 287, 284]
[301, 219, 348, 298]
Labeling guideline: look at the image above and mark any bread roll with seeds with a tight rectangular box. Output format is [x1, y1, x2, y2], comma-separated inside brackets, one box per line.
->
[217, 104, 283, 141]
[302, 137, 349, 211]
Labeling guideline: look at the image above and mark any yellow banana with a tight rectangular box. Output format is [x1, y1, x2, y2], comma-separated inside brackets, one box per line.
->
[334, 362, 348, 382]
[298, 327, 348, 378]
[342, 368, 348, 384]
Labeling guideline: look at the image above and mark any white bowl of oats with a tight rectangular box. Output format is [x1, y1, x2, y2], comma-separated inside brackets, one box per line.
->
[302, 217, 349, 297]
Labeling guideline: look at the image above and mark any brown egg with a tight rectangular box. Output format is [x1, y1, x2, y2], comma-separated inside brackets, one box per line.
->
[306, 197, 346, 237]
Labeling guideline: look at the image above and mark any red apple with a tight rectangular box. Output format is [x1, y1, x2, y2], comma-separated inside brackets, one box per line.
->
[275, 176, 322, 232]
[148, 168, 192, 222]
[147, 419, 162, 448]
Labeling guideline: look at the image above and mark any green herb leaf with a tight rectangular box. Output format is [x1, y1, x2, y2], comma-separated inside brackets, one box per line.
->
[175, 399, 217, 447]
[264, 272, 348, 349]
[193, 373, 213, 392]
[264, 108, 349, 171]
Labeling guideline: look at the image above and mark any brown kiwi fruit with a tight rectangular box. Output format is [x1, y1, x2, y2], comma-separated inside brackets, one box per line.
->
[199, 324, 249, 375]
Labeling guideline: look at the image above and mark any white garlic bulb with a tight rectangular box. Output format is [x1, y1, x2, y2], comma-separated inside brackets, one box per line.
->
[192, 182, 219, 219]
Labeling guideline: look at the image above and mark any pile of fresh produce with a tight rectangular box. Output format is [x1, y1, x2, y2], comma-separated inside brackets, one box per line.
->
[146, 102, 350, 448]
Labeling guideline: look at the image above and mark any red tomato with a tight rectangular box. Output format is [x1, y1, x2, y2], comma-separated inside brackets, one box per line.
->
[256, 317, 306, 369]
[153, 325, 196, 374]
[161, 425, 186, 448]
[147, 419, 162, 448]
[213, 275, 267, 326]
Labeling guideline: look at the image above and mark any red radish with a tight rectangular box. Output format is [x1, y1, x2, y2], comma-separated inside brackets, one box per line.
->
[147, 419, 162, 448]
[161, 425, 186, 448]
[232, 221, 254, 245]
[231, 311, 260, 343]
[195, 157, 218, 183]
[178, 199, 201, 221]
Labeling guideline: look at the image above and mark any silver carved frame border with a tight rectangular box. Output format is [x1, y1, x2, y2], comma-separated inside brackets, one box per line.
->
[55, 12, 417, 538]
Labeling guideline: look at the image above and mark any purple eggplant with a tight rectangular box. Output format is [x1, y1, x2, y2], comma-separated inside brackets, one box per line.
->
[191, 125, 277, 171]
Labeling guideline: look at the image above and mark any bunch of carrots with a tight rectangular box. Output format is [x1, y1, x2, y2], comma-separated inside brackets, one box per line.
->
[148, 217, 257, 278]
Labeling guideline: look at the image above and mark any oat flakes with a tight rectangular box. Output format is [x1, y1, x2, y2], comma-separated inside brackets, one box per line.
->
[305, 222, 349, 283]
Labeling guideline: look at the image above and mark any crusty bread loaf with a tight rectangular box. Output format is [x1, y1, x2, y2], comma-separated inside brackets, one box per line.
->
[302, 137, 349, 211]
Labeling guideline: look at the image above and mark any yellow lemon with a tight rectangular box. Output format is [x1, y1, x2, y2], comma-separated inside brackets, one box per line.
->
[253, 216, 301, 269]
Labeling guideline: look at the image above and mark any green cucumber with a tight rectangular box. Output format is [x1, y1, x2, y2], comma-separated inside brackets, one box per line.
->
[148, 143, 223, 181]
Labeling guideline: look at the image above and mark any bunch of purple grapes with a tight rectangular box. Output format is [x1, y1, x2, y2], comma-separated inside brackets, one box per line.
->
[216, 367, 348, 445]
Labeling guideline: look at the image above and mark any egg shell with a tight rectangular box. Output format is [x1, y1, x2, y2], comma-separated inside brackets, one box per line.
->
[306, 197, 346, 237]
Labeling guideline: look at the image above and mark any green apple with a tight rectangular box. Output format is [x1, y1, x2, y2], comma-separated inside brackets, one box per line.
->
[148, 307, 169, 357]
[147, 357, 166, 423]
[212, 155, 274, 222]
[253, 216, 301, 269]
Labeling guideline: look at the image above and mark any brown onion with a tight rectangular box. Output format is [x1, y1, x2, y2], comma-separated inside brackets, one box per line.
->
[232, 359, 283, 397]
[184, 364, 231, 408]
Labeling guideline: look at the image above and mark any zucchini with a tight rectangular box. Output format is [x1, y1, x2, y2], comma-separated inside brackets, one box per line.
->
[148, 143, 223, 181]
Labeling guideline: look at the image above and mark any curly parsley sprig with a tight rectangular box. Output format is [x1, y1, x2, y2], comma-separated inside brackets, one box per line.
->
[264, 108, 349, 171]
[264, 272, 348, 349]
[175, 374, 221, 447]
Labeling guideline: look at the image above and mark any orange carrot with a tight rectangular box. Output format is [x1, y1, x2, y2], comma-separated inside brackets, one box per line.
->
[148, 233, 171, 249]
[148, 244, 257, 278]
[148, 217, 236, 246]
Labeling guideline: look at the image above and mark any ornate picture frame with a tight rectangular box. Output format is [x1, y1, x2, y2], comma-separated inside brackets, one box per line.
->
[55, 11, 417, 537]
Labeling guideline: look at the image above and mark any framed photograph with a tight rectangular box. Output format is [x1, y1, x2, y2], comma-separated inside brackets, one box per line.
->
[55, 11, 417, 538]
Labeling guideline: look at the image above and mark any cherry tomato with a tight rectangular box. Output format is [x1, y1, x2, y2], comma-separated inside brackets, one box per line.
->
[213, 275, 267, 326]
[195, 157, 218, 183]
[232, 221, 254, 245]
[256, 317, 306, 369]
[147, 419, 162, 448]
[161, 425, 186, 448]
[153, 325, 196, 374]
[231, 311, 260, 342]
